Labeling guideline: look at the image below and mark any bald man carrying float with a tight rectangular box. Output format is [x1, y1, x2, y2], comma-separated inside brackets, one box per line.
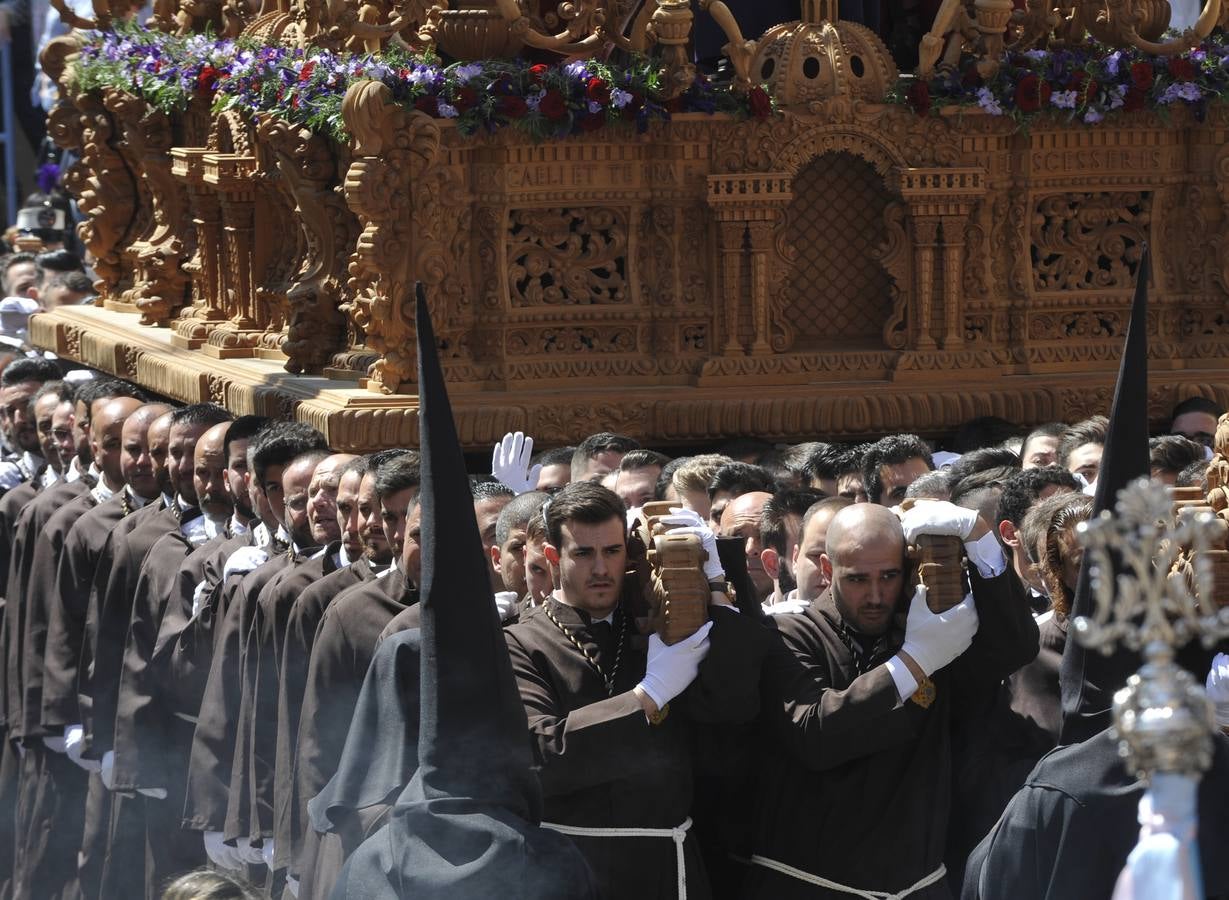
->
[747, 501, 1039, 900]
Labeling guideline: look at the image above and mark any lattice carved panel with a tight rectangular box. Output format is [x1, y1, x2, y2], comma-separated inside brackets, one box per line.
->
[1031, 192, 1151, 292]
[507, 207, 629, 306]
[783, 153, 895, 347]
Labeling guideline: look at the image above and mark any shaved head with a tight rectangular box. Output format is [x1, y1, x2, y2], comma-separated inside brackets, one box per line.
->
[92, 397, 144, 490]
[825, 503, 905, 566]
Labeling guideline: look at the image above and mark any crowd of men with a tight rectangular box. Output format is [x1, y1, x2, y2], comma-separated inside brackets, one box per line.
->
[0, 350, 1225, 900]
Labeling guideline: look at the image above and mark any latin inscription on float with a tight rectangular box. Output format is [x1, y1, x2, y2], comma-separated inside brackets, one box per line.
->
[1029, 147, 1166, 173]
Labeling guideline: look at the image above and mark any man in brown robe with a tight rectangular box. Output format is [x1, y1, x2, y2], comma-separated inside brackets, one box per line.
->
[183, 423, 328, 873]
[37, 401, 171, 900]
[235, 452, 354, 889]
[274, 454, 399, 883]
[503, 480, 766, 900]
[109, 419, 243, 898]
[87, 403, 232, 898]
[745, 501, 1038, 899]
[13, 396, 142, 900]
[292, 452, 420, 899]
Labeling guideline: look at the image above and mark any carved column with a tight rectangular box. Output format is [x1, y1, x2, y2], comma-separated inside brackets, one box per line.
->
[912, 217, 939, 349]
[706, 173, 793, 359]
[747, 219, 776, 356]
[718, 220, 746, 354]
[171, 149, 226, 348]
[940, 215, 966, 348]
[896, 168, 986, 352]
[201, 153, 265, 357]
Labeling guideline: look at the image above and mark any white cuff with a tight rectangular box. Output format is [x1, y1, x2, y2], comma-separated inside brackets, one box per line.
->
[964, 531, 1007, 578]
[885, 655, 918, 705]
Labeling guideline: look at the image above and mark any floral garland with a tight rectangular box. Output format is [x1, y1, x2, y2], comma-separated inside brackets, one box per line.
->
[73, 26, 772, 142]
[896, 36, 1229, 124]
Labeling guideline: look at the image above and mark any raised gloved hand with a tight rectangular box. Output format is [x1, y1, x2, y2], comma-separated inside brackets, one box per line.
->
[63, 725, 99, 773]
[203, 832, 243, 871]
[658, 508, 725, 582]
[636, 621, 713, 709]
[762, 598, 810, 616]
[491, 431, 541, 495]
[897, 500, 980, 545]
[1207, 653, 1229, 728]
[899, 585, 979, 676]
[261, 840, 274, 869]
[494, 591, 519, 623]
[100, 750, 116, 790]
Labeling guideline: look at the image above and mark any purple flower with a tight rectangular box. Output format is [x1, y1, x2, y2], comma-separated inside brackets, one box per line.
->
[975, 86, 1003, 115]
[1159, 81, 1203, 103]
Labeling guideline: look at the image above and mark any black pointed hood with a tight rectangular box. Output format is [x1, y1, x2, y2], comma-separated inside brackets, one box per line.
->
[1058, 246, 1152, 745]
[330, 285, 596, 900]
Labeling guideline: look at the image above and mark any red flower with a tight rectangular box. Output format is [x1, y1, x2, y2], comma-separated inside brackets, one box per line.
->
[539, 89, 568, 120]
[529, 63, 549, 83]
[906, 80, 930, 116]
[291, 95, 301, 109]
[414, 95, 439, 116]
[1014, 74, 1051, 112]
[585, 77, 611, 105]
[1167, 56, 1197, 81]
[196, 65, 218, 94]
[1067, 70, 1098, 105]
[1123, 85, 1147, 111]
[453, 86, 479, 112]
[1130, 61, 1154, 90]
[748, 85, 772, 120]
[497, 95, 528, 117]
[579, 111, 605, 132]
[298, 61, 316, 83]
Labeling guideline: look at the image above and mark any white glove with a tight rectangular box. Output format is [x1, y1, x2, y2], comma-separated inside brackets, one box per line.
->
[261, 839, 274, 869]
[100, 750, 116, 790]
[286, 876, 301, 898]
[899, 585, 979, 677]
[636, 621, 713, 709]
[897, 500, 980, 545]
[494, 591, 519, 623]
[237, 837, 264, 866]
[203, 831, 243, 871]
[42, 733, 68, 753]
[658, 508, 725, 582]
[491, 431, 541, 495]
[64, 726, 99, 772]
[191, 579, 209, 618]
[762, 598, 810, 616]
[222, 546, 269, 581]
[1207, 653, 1229, 728]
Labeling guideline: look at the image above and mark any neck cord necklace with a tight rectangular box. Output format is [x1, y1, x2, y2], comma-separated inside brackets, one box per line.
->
[543, 601, 627, 697]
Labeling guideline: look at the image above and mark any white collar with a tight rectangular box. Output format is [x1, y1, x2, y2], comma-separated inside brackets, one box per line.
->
[124, 486, 149, 509]
[228, 514, 250, 536]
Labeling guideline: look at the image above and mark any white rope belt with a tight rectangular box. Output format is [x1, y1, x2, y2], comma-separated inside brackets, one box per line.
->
[541, 816, 692, 899]
[750, 855, 946, 900]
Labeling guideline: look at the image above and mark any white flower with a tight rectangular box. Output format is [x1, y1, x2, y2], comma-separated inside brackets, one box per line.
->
[1109, 84, 1126, 109]
[452, 63, 483, 82]
[587, 100, 602, 113]
[437, 101, 459, 118]
[1050, 89, 1077, 109]
[611, 87, 633, 109]
[975, 86, 1003, 116]
[1083, 107, 1103, 123]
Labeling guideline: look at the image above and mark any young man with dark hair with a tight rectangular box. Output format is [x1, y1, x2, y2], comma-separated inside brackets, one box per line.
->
[570, 432, 641, 482]
[504, 480, 761, 898]
[613, 448, 671, 510]
[782, 496, 855, 614]
[861, 433, 934, 505]
[994, 466, 1079, 601]
[1057, 416, 1108, 487]
[759, 489, 822, 607]
[0, 355, 62, 485]
[801, 443, 847, 497]
[491, 490, 550, 600]
[532, 445, 575, 492]
[472, 479, 515, 591]
[1019, 423, 1066, 469]
[707, 461, 778, 526]
[1169, 395, 1221, 448]
[1149, 434, 1206, 485]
